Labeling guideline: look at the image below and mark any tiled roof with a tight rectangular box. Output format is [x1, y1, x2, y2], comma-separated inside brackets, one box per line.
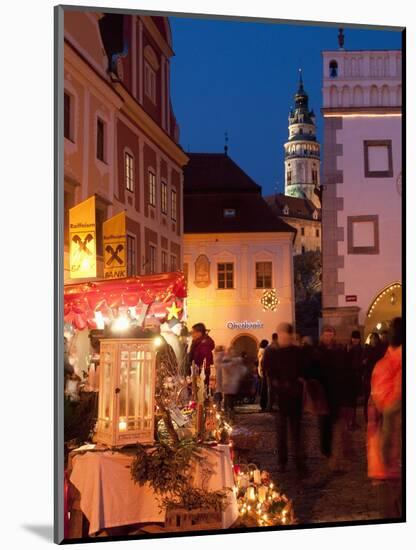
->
[265, 193, 321, 221]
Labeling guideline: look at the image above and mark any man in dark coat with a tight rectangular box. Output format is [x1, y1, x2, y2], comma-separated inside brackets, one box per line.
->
[346, 330, 364, 430]
[188, 323, 215, 383]
[314, 325, 355, 471]
[263, 322, 307, 473]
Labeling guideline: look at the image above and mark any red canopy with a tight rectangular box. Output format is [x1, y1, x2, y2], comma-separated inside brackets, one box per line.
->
[64, 271, 187, 330]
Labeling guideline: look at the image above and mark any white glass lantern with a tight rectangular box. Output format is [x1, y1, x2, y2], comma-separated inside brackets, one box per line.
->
[96, 338, 156, 447]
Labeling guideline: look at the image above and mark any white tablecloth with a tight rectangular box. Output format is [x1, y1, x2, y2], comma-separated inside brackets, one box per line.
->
[70, 444, 238, 535]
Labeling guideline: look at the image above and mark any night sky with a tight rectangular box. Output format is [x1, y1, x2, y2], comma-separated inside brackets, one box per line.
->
[169, 16, 402, 196]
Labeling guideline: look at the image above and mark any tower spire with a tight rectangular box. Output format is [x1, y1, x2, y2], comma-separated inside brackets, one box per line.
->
[298, 68, 304, 93]
[338, 28, 345, 49]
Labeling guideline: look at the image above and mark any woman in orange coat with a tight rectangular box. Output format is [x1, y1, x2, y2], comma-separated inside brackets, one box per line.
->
[367, 317, 402, 519]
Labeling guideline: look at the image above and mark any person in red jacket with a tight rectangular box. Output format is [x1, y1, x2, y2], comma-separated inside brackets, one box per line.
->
[188, 323, 215, 384]
[367, 317, 402, 519]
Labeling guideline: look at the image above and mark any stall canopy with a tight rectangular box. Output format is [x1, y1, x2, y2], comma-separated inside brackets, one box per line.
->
[64, 271, 187, 330]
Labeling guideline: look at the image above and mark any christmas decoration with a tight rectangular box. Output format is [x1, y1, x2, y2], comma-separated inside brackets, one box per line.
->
[261, 289, 279, 312]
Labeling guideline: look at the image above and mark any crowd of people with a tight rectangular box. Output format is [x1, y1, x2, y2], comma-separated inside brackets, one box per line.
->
[186, 317, 402, 520]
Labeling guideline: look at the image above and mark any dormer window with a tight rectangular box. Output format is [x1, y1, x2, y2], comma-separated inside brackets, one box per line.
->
[283, 205, 289, 215]
[313, 210, 318, 220]
[223, 208, 236, 218]
[329, 60, 338, 78]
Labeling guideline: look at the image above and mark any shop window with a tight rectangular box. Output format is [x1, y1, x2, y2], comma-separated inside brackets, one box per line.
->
[217, 262, 234, 289]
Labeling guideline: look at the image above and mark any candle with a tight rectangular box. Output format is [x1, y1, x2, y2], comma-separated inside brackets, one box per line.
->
[239, 475, 249, 489]
[253, 469, 261, 484]
[258, 486, 267, 503]
[247, 486, 256, 501]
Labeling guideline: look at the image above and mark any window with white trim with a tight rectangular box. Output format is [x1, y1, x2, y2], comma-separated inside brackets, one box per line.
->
[125, 152, 134, 192]
[217, 263, 234, 289]
[144, 61, 156, 104]
[161, 181, 168, 214]
[255, 261, 272, 289]
[148, 170, 156, 207]
[171, 189, 177, 221]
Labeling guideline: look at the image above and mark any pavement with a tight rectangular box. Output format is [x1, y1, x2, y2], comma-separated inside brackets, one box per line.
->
[233, 404, 385, 525]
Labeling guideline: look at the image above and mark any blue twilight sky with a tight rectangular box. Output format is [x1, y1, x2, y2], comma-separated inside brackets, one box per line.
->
[169, 16, 402, 196]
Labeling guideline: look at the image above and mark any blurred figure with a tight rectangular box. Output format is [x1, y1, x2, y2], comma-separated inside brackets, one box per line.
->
[270, 332, 279, 349]
[301, 335, 314, 347]
[216, 347, 247, 421]
[314, 325, 355, 472]
[346, 330, 364, 430]
[380, 330, 390, 354]
[293, 332, 302, 347]
[367, 317, 402, 519]
[212, 345, 226, 408]
[363, 333, 385, 423]
[257, 339, 269, 411]
[264, 323, 307, 473]
[188, 323, 215, 384]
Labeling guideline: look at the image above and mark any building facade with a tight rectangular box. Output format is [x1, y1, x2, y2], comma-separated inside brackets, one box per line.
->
[63, 12, 188, 284]
[183, 153, 296, 362]
[321, 44, 402, 341]
[284, 71, 321, 207]
[265, 194, 321, 255]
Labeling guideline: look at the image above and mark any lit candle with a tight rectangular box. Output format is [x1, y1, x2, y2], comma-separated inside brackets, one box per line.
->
[258, 486, 267, 503]
[119, 418, 127, 431]
[247, 486, 256, 501]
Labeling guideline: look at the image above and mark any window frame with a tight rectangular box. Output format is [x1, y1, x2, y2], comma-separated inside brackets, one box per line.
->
[161, 180, 168, 214]
[149, 244, 157, 274]
[125, 151, 134, 193]
[347, 215, 380, 255]
[64, 91, 74, 142]
[148, 169, 156, 207]
[171, 188, 177, 221]
[144, 60, 157, 104]
[363, 139, 393, 178]
[96, 117, 106, 163]
[217, 262, 234, 289]
[255, 261, 273, 289]
[161, 250, 168, 272]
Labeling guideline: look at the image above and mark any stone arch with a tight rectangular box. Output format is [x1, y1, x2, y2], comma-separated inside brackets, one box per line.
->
[329, 85, 338, 107]
[353, 85, 363, 106]
[397, 85, 402, 106]
[370, 85, 379, 106]
[364, 283, 402, 339]
[341, 85, 351, 107]
[381, 85, 390, 106]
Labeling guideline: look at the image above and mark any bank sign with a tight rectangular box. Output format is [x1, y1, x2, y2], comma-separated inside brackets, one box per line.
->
[226, 320, 264, 330]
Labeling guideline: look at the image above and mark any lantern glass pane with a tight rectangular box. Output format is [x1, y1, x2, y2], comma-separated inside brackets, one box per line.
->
[128, 360, 138, 422]
[103, 355, 111, 424]
[119, 360, 128, 418]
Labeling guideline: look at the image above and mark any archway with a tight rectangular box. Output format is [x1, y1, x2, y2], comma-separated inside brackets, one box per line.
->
[364, 282, 402, 340]
[231, 333, 258, 369]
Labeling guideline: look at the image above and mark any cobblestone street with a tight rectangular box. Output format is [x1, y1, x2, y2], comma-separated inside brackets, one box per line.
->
[233, 405, 384, 525]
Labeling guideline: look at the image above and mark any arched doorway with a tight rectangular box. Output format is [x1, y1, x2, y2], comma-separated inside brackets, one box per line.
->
[364, 283, 402, 341]
[231, 333, 258, 368]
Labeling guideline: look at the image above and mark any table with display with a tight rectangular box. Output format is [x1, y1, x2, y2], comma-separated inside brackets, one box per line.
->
[67, 443, 238, 538]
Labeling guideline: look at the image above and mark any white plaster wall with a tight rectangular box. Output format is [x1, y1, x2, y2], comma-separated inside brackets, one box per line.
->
[183, 233, 295, 348]
[336, 116, 402, 325]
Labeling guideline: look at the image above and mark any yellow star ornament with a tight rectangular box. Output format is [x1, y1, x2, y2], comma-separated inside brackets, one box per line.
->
[166, 301, 182, 320]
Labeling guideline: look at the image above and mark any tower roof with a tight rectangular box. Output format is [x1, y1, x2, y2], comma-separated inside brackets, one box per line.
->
[289, 69, 316, 126]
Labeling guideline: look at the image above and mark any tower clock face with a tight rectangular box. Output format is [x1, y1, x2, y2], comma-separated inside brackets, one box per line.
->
[396, 172, 402, 196]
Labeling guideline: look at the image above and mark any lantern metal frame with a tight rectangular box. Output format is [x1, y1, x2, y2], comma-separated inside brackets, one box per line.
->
[96, 338, 156, 447]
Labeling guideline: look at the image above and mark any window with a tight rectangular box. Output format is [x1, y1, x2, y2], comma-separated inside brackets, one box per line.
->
[148, 170, 156, 207]
[312, 169, 318, 185]
[125, 152, 134, 192]
[161, 181, 168, 214]
[223, 208, 236, 218]
[301, 245, 306, 254]
[329, 60, 338, 78]
[96, 118, 105, 162]
[316, 228, 320, 238]
[287, 171, 292, 184]
[283, 205, 289, 215]
[301, 227, 305, 236]
[149, 245, 157, 273]
[127, 235, 136, 276]
[171, 255, 177, 272]
[256, 262, 272, 289]
[161, 250, 168, 272]
[171, 189, 177, 221]
[64, 92, 73, 141]
[364, 140, 393, 178]
[144, 61, 156, 104]
[217, 263, 234, 289]
[347, 215, 380, 255]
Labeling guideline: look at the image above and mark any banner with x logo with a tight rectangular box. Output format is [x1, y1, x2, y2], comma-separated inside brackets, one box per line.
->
[103, 211, 127, 279]
[69, 196, 97, 279]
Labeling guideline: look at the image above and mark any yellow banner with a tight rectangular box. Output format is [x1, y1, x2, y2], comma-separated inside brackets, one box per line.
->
[103, 211, 127, 279]
[69, 196, 97, 279]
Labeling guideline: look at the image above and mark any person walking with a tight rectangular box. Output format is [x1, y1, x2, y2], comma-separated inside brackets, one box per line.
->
[257, 339, 269, 411]
[346, 330, 364, 430]
[188, 322, 215, 385]
[363, 333, 385, 423]
[216, 347, 247, 421]
[367, 317, 402, 519]
[314, 325, 355, 472]
[263, 322, 307, 474]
